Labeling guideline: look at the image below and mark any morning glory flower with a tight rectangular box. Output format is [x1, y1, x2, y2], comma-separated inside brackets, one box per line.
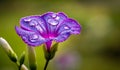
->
[15, 12, 81, 50]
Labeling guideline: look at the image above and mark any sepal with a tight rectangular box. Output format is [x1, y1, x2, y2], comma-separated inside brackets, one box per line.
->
[43, 43, 59, 60]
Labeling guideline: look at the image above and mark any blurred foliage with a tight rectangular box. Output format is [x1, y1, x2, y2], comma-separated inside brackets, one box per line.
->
[0, 0, 120, 70]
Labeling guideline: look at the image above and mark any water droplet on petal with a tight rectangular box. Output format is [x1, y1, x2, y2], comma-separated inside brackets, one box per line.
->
[29, 22, 35, 26]
[29, 20, 38, 26]
[64, 26, 70, 29]
[22, 36, 26, 40]
[24, 18, 31, 22]
[48, 19, 58, 26]
[29, 34, 39, 42]
[52, 13, 56, 18]
[55, 16, 60, 20]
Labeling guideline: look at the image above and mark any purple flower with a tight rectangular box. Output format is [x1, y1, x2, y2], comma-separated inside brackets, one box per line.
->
[15, 12, 81, 50]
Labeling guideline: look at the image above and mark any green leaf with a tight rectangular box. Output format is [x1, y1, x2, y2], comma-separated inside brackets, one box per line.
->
[19, 51, 25, 66]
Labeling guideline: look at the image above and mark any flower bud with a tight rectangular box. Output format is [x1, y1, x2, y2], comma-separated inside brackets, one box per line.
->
[20, 64, 28, 70]
[28, 46, 37, 70]
[0, 37, 18, 62]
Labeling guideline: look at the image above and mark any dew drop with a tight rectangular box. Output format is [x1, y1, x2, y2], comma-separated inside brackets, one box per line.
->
[48, 19, 58, 26]
[24, 18, 31, 22]
[52, 13, 56, 18]
[29, 22, 35, 26]
[29, 20, 38, 26]
[22, 36, 26, 40]
[55, 16, 60, 20]
[29, 34, 39, 42]
[64, 26, 70, 29]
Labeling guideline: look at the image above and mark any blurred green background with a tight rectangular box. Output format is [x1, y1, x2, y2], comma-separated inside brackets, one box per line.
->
[0, 0, 120, 70]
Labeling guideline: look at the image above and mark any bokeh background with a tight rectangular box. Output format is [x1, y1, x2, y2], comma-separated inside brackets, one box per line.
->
[0, 0, 120, 70]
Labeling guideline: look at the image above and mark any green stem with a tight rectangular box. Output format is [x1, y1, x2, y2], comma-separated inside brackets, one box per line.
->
[18, 65, 21, 70]
[15, 62, 20, 70]
[44, 59, 50, 70]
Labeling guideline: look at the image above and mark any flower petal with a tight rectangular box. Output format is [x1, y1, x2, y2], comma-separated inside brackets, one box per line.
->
[54, 32, 71, 42]
[63, 19, 81, 34]
[20, 16, 47, 36]
[55, 19, 81, 42]
[41, 12, 68, 37]
[15, 26, 48, 46]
